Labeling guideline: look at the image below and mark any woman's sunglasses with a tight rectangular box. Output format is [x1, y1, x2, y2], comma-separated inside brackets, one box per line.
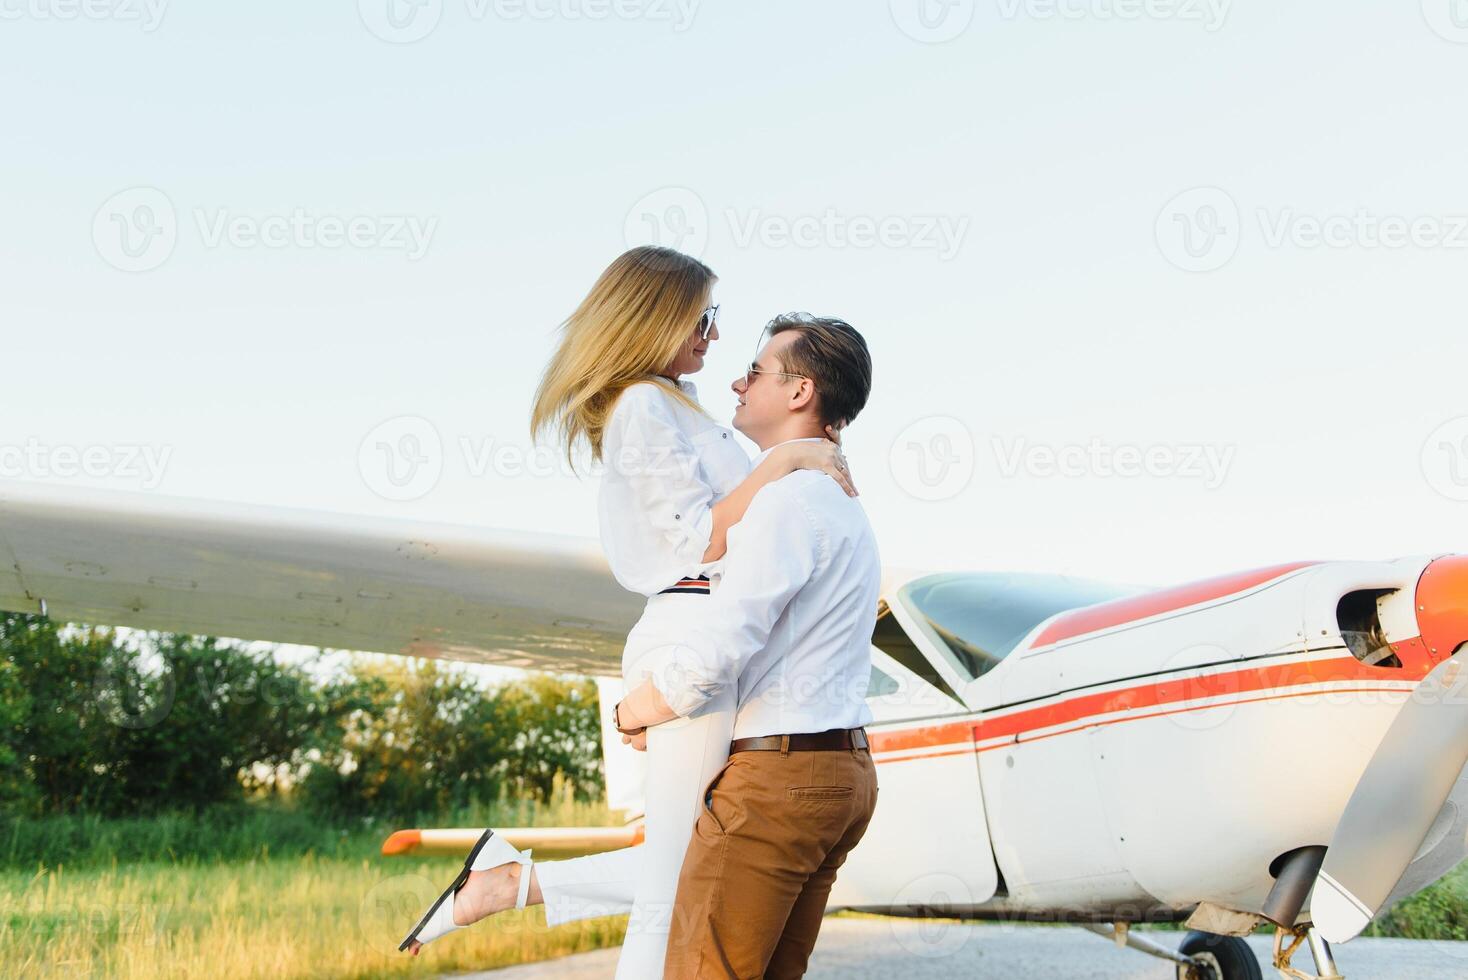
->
[695, 304, 720, 341]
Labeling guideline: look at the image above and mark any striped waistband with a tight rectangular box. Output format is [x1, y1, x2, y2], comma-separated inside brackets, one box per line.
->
[659, 575, 711, 595]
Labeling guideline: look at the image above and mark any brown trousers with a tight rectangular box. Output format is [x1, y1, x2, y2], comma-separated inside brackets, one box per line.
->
[663, 743, 879, 979]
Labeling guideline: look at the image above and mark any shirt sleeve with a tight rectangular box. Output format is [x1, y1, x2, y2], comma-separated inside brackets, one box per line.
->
[604, 384, 718, 572]
[650, 481, 822, 717]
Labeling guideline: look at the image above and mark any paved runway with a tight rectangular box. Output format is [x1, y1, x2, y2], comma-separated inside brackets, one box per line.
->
[451, 918, 1468, 979]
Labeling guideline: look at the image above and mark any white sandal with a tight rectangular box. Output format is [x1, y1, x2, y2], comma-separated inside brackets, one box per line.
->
[398, 829, 533, 951]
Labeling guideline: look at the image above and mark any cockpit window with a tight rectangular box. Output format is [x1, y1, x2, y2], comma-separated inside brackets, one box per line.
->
[871, 602, 963, 703]
[897, 572, 1134, 682]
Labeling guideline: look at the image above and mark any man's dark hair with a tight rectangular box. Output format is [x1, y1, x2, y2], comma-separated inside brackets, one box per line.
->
[765, 313, 873, 429]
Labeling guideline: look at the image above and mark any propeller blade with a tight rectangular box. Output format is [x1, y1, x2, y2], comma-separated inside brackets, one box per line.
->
[1312, 651, 1468, 943]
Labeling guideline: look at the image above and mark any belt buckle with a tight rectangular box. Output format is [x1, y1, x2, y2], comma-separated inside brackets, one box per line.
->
[851, 729, 869, 750]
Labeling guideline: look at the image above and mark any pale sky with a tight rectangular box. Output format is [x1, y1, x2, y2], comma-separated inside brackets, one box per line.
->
[4, 0, 1468, 600]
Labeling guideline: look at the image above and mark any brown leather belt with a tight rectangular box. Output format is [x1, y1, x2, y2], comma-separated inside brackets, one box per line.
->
[729, 727, 869, 754]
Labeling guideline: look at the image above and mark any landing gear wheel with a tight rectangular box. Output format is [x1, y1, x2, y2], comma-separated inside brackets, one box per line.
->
[1175, 930, 1264, 980]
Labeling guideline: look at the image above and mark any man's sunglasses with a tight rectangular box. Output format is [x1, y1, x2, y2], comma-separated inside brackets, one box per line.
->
[744, 363, 808, 388]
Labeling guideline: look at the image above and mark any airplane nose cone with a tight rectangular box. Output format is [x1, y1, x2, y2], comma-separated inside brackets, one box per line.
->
[1416, 555, 1468, 662]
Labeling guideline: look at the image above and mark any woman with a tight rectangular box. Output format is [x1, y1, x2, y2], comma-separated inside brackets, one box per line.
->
[400, 245, 854, 976]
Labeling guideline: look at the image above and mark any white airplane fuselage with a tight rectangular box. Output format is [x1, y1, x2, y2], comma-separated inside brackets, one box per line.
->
[829, 556, 1468, 931]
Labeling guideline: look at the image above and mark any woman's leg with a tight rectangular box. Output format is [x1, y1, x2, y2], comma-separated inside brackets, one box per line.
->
[456, 689, 733, 945]
[613, 687, 735, 980]
[534, 843, 643, 925]
[433, 839, 641, 945]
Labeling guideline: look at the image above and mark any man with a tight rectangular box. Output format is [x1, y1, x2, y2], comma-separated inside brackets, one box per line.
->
[614, 312, 881, 979]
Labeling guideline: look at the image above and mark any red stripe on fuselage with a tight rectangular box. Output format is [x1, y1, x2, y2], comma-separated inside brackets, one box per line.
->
[868, 648, 1424, 761]
[1030, 561, 1319, 649]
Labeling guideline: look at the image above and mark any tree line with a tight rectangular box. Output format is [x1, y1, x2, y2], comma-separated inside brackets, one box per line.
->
[0, 613, 604, 821]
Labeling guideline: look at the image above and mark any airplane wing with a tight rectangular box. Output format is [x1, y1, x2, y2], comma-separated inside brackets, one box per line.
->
[0, 480, 642, 675]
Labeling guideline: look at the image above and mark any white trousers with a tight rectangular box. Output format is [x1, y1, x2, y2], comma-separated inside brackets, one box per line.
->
[536, 594, 735, 980]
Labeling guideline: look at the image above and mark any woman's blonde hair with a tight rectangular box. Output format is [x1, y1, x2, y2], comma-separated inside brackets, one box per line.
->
[531, 246, 716, 466]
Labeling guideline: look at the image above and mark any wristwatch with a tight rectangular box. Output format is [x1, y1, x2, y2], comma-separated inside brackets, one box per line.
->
[613, 701, 647, 737]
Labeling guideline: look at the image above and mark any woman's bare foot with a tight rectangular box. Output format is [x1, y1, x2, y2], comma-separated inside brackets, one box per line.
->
[405, 863, 542, 956]
[454, 863, 526, 925]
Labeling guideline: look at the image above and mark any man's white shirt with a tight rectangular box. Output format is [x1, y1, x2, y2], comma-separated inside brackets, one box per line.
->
[651, 438, 881, 740]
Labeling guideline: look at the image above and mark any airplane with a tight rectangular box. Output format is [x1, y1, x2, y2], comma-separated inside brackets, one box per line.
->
[3, 477, 1466, 980]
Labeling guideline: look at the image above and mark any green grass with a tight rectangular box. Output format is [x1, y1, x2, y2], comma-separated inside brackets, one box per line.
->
[0, 795, 627, 979]
[0, 805, 365, 871]
[0, 796, 619, 872]
[0, 853, 626, 980]
[2, 802, 1465, 978]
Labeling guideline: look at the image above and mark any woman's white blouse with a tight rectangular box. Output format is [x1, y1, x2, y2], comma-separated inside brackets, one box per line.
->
[598, 378, 752, 597]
